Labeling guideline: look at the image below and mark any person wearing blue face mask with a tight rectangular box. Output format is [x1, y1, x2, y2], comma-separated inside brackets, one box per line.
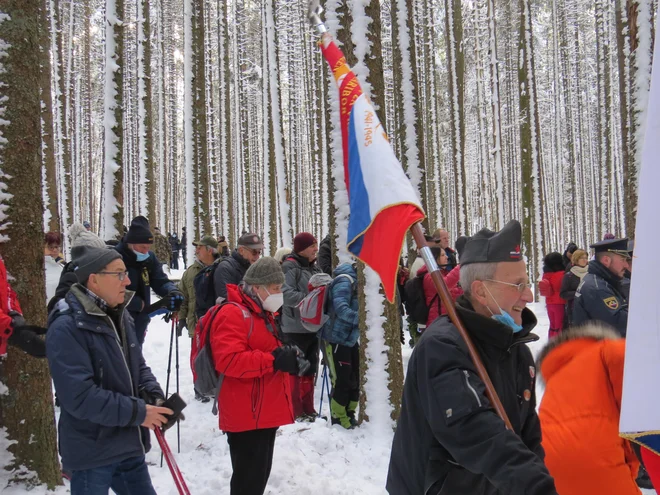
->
[115, 216, 182, 345]
[388, 220, 557, 495]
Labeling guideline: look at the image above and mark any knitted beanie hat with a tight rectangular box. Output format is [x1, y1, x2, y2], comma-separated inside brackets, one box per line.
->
[243, 257, 285, 286]
[72, 246, 122, 284]
[69, 222, 106, 249]
[125, 216, 154, 244]
[293, 232, 317, 253]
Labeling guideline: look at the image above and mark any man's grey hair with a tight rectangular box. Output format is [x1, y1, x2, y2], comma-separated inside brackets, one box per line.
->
[459, 262, 499, 297]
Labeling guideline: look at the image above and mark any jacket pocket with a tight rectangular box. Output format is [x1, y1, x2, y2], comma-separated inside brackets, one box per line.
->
[424, 447, 450, 495]
[432, 368, 488, 427]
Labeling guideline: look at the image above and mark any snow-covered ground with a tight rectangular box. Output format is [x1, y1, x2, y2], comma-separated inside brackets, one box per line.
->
[1, 279, 656, 493]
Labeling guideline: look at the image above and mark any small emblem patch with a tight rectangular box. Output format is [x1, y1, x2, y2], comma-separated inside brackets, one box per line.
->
[446, 408, 453, 419]
[603, 296, 619, 310]
[529, 366, 536, 378]
[523, 389, 532, 402]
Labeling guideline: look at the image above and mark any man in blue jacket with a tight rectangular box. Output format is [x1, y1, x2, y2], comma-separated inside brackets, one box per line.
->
[115, 216, 183, 344]
[320, 262, 358, 429]
[572, 237, 631, 337]
[46, 246, 173, 494]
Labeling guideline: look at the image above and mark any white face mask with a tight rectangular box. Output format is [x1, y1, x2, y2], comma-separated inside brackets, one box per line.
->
[259, 288, 283, 313]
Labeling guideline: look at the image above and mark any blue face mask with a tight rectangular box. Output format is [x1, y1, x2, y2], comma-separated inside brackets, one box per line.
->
[484, 286, 524, 333]
[133, 250, 149, 262]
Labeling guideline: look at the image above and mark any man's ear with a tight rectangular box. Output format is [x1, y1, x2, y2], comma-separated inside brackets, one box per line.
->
[471, 280, 488, 306]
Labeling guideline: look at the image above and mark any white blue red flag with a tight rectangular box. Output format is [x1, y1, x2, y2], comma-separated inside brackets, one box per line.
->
[620, 22, 660, 455]
[320, 36, 425, 302]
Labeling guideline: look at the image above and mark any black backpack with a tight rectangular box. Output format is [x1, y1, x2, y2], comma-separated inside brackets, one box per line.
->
[194, 258, 225, 319]
[403, 273, 437, 325]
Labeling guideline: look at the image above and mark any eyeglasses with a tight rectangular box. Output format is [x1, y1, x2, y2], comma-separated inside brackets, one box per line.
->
[47, 245, 60, 251]
[484, 279, 532, 293]
[97, 271, 129, 281]
[247, 248, 262, 256]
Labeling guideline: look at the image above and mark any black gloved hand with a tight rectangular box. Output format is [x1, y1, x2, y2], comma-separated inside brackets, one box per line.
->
[272, 345, 300, 374]
[7, 326, 46, 358]
[176, 320, 187, 337]
[165, 290, 184, 312]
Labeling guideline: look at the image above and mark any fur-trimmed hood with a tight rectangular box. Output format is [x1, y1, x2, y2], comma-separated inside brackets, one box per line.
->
[536, 323, 621, 383]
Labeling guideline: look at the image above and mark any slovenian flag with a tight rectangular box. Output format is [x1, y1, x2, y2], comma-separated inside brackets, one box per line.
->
[320, 36, 425, 303]
[620, 20, 660, 462]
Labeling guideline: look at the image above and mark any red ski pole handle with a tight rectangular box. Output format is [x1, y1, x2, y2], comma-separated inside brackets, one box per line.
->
[155, 427, 190, 495]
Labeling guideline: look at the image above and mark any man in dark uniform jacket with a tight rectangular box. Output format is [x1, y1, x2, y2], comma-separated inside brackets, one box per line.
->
[572, 238, 631, 337]
[387, 220, 557, 495]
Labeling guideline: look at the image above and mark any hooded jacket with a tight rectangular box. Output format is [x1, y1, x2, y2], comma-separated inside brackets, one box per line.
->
[281, 253, 321, 334]
[210, 284, 294, 432]
[46, 285, 163, 471]
[573, 260, 628, 336]
[179, 259, 206, 336]
[537, 324, 639, 495]
[387, 296, 557, 495]
[321, 263, 358, 346]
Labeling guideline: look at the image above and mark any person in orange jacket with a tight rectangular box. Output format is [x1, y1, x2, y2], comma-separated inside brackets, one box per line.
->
[537, 323, 641, 495]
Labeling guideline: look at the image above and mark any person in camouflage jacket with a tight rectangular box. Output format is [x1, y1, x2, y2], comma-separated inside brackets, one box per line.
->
[153, 227, 171, 265]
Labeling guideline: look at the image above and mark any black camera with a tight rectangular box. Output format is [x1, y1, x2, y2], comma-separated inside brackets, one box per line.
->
[290, 344, 311, 376]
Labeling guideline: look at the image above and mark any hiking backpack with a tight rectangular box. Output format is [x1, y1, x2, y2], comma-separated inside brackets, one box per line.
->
[297, 273, 354, 333]
[191, 301, 253, 414]
[403, 273, 437, 325]
[193, 258, 225, 319]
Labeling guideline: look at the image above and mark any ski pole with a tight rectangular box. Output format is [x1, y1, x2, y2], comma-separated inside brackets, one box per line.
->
[174, 314, 181, 453]
[318, 363, 327, 417]
[155, 427, 191, 495]
[161, 317, 175, 467]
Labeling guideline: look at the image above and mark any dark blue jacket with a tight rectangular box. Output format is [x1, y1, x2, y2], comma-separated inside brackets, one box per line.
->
[115, 241, 177, 339]
[46, 285, 164, 471]
[321, 263, 358, 346]
[572, 260, 628, 337]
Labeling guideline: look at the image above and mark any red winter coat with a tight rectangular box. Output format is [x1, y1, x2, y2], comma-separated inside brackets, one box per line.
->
[420, 265, 462, 327]
[210, 284, 294, 433]
[0, 257, 22, 355]
[539, 271, 566, 305]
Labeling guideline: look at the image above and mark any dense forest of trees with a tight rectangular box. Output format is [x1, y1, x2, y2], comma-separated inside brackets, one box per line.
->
[34, 0, 656, 268]
[0, 0, 657, 485]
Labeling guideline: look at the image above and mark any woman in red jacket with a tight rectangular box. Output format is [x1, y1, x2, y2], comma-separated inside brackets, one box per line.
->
[418, 246, 462, 327]
[210, 257, 304, 495]
[539, 252, 566, 338]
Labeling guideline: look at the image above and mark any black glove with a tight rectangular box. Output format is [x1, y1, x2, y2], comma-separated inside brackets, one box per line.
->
[176, 320, 187, 337]
[8, 326, 46, 358]
[9, 311, 25, 330]
[165, 291, 184, 312]
[272, 345, 300, 374]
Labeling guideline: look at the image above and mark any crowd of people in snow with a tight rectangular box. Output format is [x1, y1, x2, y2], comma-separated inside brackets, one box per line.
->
[0, 213, 656, 494]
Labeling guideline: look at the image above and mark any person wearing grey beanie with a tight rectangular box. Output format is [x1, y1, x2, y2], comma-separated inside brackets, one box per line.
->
[207, 256, 303, 495]
[46, 241, 171, 493]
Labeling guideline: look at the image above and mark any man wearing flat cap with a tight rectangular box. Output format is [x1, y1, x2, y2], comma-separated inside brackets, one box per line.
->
[46, 246, 172, 494]
[115, 216, 183, 345]
[572, 237, 631, 337]
[388, 220, 557, 495]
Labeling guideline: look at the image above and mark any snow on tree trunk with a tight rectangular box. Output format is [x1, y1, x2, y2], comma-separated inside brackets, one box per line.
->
[101, 0, 124, 240]
[518, 0, 545, 283]
[0, 2, 61, 486]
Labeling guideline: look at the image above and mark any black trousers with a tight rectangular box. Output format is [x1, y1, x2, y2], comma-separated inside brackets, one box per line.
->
[226, 427, 278, 495]
[327, 342, 359, 407]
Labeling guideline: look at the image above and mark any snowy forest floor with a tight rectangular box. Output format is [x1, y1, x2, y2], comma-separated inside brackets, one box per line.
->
[0, 267, 656, 494]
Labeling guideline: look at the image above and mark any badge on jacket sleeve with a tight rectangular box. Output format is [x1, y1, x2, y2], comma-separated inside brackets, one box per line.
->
[523, 389, 531, 402]
[603, 296, 619, 310]
[529, 366, 535, 379]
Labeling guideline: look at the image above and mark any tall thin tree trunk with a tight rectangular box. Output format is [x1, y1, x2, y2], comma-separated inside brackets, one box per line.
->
[0, 0, 61, 486]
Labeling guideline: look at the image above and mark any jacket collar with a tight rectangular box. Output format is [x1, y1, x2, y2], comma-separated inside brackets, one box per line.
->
[588, 260, 622, 288]
[454, 296, 539, 351]
[232, 250, 252, 269]
[69, 284, 135, 320]
[226, 284, 276, 324]
[285, 252, 314, 268]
